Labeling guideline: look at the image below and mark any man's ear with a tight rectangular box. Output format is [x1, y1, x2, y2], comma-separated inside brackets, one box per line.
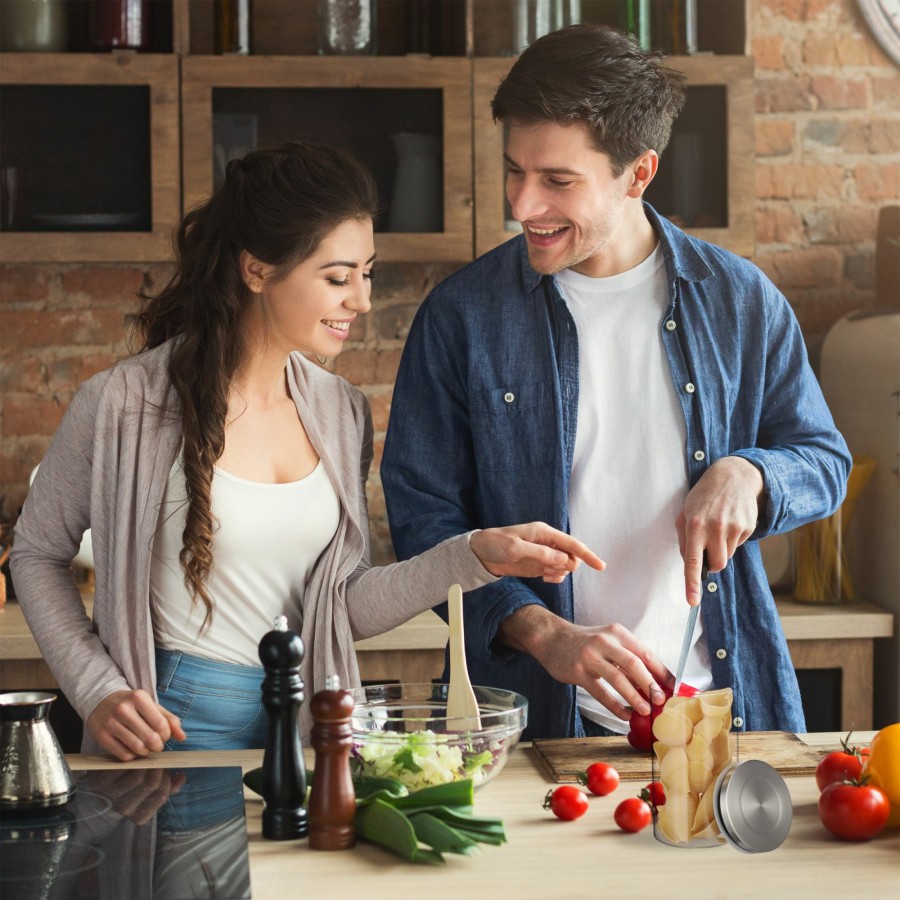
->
[239, 250, 272, 293]
[626, 150, 659, 198]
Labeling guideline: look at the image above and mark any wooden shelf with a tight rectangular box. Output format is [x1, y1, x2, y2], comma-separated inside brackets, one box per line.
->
[0, 2, 752, 265]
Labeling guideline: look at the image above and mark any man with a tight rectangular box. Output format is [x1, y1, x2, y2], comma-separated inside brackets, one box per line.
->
[380, 25, 850, 740]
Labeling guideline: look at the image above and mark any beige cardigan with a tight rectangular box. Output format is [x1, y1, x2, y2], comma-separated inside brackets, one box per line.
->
[11, 341, 496, 749]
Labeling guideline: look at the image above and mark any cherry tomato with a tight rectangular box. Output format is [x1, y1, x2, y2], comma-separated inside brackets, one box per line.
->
[815, 731, 868, 792]
[614, 796, 653, 833]
[543, 785, 589, 821]
[626, 683, 700, 751]
[627, 709, 654, 751]
[578, 762, 620, 797]
[818, 780, 890, 841]
[642, 781, 666, 808]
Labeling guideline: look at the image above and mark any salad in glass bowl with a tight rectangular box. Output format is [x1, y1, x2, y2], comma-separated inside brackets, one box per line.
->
[348, 683, 528, 791]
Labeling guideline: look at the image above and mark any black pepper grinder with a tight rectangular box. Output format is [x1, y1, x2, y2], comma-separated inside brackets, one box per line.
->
[258, 615, 308, 840]
[308, 675, 356, 850]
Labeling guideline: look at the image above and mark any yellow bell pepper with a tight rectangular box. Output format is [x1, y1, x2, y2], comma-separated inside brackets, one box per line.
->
[862, 723, 900, 827]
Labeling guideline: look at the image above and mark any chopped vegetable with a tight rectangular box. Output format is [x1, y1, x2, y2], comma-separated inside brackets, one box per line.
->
[352, 729, 502, 789]
[355, 779, 506, 864]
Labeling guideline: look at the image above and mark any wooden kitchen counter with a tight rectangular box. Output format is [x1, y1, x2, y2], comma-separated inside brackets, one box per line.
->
[64, 732, 897, 899]
[2, 591, 892, 729]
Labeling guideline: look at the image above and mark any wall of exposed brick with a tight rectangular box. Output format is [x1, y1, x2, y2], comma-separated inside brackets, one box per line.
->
[1, 0, 898, 568]
[752, 0, 899, 342]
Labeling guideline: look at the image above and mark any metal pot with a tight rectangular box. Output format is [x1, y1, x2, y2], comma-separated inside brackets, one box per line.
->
[0, 692, 76, 810]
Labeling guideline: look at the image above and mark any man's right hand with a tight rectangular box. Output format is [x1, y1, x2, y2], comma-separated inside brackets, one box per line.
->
[87, 689, 186, 761]
[496, 606, 673, 720]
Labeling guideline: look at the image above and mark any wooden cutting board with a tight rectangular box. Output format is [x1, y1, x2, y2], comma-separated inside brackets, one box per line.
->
[532, 731, 823, 783]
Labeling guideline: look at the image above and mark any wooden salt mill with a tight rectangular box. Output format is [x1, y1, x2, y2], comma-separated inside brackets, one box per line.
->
[307, 675, 356, 850]
[258, 615, 308, 840]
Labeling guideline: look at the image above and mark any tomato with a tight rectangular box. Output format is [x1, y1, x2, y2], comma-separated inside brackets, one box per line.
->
[626, 683, 700, 751]
[577, 762, 620, 797]
[816, 752, 863, 792]
[614, 796, 653, 833]
[818, 780, 890, 841]
[543, 785, 589, 821]
[862, 723, 900, 828]
[816, 731, 870, 791]
[642, 781, 666, 808]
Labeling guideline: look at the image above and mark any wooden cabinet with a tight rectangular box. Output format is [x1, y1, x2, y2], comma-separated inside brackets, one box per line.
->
[182, 55, 473, 262]
[0, 52, 180, 262]
[0, 0, 753, 263]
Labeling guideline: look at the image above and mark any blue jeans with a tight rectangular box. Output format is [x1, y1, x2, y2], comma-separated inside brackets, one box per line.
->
[155, 648, 267, 751]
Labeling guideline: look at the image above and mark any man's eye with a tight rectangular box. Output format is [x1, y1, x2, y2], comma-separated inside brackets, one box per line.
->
[505, 168, 524, 178]
[548, 178, 572, 188]
[328, 277, 350, 287]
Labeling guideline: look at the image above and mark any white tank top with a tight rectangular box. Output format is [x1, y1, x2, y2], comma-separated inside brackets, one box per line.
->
[556, 245, 713, 734]
[150, 458, 340, 665]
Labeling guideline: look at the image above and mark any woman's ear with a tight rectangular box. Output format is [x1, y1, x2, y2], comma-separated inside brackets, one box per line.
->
[626, 150, 659, 199]
[239, 250, 272, 294]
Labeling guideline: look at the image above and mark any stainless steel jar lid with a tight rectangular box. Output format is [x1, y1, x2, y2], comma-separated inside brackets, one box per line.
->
[713, 760, 793, 853]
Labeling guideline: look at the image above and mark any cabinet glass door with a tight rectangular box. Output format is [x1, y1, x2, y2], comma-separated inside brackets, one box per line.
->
[183, 56, 473, 262]
[0, 54, 180, 262]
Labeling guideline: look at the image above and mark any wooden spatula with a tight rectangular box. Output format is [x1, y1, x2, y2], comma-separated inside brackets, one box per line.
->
[446, 583, 482, 730]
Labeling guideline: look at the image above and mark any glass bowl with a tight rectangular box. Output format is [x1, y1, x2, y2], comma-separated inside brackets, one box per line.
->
[348, 683, 528, 791]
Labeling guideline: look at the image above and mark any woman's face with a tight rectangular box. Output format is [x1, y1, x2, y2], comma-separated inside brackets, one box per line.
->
[248, 217, 376, 358]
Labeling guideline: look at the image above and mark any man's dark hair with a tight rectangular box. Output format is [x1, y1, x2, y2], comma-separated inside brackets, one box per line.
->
[491, 24, 686, 176]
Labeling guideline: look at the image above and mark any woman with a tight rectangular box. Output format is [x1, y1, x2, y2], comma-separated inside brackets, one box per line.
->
[11, 142, 602, 761]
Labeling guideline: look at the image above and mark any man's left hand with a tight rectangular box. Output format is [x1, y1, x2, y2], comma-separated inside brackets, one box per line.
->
[676, 456, 764, 605]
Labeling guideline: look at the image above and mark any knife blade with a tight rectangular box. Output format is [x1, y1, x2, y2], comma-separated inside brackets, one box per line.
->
[672, 555, 709, 698]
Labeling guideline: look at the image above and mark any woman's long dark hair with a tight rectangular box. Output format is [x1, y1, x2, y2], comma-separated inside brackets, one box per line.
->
[135, 142, 379, 625]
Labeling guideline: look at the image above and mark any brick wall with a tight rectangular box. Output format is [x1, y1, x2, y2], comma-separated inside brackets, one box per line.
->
[752, 0, 899, 344]
[1, 0, 897, 565]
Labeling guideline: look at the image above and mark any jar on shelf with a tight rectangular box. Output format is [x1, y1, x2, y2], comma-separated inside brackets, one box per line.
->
[618, 0, 651, 51]
[215, 0, 252, 55]
[317, 0, 377, 55]
[652, 0, 698, 55]
[0, 0, 67, 52]
[511, 0, 581, 55]
[88, 0, 152, 52]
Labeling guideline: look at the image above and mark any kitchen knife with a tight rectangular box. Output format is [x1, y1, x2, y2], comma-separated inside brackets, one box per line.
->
[672, 555, 709, 698]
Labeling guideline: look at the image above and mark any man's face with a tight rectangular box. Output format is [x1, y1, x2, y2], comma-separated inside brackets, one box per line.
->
[505, 120, 637, 278]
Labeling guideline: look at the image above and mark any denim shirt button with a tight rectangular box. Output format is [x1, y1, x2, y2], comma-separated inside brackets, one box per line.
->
[685, 383, 695, 393]
[707, 581, 718, 593]
[693, 450, 706, 461]
[665, 320, 677, 331]
[733, 716, 744, 729]
[716, 648, 727, 659]
[504, 392, 515, 403]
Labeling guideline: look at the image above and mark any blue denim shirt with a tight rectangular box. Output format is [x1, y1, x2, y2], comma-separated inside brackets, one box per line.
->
[381, 205, 851, 740]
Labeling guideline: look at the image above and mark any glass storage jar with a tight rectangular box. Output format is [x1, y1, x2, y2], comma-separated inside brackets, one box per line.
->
[652, 687, 734, 847]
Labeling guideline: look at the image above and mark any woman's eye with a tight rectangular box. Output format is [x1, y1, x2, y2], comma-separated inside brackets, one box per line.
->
[363, 270, 375, 281]
[328, 277, 350, 287]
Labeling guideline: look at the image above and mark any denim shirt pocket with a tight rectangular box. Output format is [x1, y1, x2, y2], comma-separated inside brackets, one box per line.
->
[470, 381, 557, 472]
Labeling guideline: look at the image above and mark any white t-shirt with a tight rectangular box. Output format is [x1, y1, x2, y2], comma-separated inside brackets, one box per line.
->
[556, 245, 712, 733]
[150, 458, 340, 666]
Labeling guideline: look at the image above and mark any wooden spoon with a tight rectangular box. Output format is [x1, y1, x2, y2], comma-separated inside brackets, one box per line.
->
[446, 583, 482, 730]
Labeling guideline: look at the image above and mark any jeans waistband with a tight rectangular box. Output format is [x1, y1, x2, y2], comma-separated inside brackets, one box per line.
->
[155, 647, 266, 692]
